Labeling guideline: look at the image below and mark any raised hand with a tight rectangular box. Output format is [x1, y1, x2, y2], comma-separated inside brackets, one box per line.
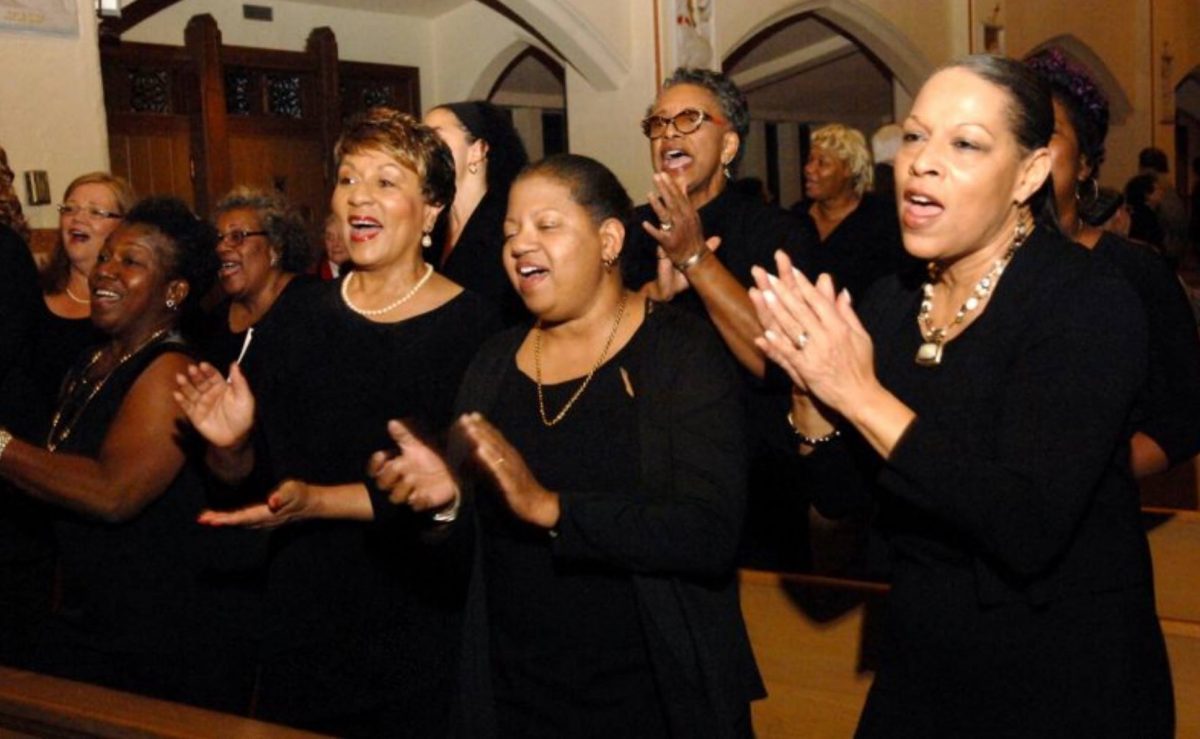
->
[457, 412, 559, 529]
[367, 419, 459, 514]
[173, 362, 255, 448]
[642, 171, 712, 272]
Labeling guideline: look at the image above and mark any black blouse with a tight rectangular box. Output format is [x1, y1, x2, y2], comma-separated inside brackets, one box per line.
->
[804, 229, 1173, 736]
[430, 189, 527, 326]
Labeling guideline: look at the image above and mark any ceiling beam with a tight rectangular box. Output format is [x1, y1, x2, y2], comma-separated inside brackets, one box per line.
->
[100, 0, 186, 41]
[730, 36, 855, 93]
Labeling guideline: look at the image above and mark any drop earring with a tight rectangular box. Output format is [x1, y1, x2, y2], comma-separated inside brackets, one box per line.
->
[421, 231, 433, 248]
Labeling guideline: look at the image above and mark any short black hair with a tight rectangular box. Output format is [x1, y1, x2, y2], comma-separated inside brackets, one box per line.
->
[123, 197, 218, 309]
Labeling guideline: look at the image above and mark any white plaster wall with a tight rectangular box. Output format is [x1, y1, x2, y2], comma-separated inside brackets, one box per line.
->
[0, 2, 109, 229]
[123, 1, 436, 110]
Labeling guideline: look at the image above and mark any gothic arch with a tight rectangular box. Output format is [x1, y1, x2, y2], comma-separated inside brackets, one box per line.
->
[490, 0, 626, 91]
[723, 0, 932, 98]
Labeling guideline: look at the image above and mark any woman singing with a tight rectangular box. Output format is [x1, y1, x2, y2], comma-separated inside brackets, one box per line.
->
[752, 56, 1173, 737]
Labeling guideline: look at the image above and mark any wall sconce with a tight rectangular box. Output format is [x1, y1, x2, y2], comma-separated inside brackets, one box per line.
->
[95, 0, 121, 19]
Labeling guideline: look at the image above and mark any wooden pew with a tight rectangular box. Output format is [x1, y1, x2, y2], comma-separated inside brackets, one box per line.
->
[0, 667, 324, 739]
[743, 508, 1200, 738]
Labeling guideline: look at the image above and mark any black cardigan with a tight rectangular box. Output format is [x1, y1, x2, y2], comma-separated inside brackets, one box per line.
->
[450, 301, 765, 739]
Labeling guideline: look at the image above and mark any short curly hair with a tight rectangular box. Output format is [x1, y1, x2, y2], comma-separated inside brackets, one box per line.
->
[659, 67, 750, 172]
[123, 197, 218, 311]
[334, 107, 456, 209]
[213, 186, 313, 273]
[810, 123, 874, 196]
[1024, 48, 1110, 179]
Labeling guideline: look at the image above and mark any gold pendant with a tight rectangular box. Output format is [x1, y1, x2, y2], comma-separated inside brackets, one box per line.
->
[915, 341, 943, 367]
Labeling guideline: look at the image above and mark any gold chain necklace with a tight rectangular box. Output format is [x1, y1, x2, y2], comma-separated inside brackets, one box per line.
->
[341, 263, 434, 317]
[64, 284, 90, 304]
[915, 220, 1029, 367]
[535, 291, 629, 427]
[46, 327, 173, 452]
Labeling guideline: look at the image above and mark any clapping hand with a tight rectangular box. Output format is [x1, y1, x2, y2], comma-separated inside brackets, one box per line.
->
[174, 362, 255, 449]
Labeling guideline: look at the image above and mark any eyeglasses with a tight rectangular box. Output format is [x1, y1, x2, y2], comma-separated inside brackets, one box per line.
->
[57, 203, 123, 220]
[217, 229, 268, 247]
[640, 108, 725, 139]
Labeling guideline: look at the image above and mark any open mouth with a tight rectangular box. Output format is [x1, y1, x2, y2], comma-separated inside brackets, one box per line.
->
[901, 191, 944, 228]
[92, 287, 119, 303]
[68, 229, 91, 245]
[514, 262, 549, 291]
[348, 216, 382, 243]
[662, 148, 692, 171]
[219, 260, 242, 277]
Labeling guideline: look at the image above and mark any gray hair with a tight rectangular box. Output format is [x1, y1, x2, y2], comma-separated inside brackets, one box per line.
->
[213, 186, 313, 273]
[661, 67, 750, 171]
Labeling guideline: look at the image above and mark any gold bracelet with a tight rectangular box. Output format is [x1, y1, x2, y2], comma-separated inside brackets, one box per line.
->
[0, 427, 12, 462]
[673, 248, 709, 273]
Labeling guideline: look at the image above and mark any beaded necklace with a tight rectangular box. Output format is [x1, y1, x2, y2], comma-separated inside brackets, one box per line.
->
[915, 220, 1029, 367]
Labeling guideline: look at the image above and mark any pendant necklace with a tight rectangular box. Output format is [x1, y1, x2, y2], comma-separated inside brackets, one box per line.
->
[915, 220, 1029, 367]
[46, 327, 174, 452]
[535, 291, 629, 427]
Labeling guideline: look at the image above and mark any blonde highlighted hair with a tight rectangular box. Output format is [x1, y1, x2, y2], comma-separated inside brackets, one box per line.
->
[810, 124, 874, 196]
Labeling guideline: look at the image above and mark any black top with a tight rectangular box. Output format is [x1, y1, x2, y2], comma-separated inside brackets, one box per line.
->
[794, 192, 920, 300]
[247, 279, 497, 735]
[452, 302, 764, 739]
[1093, 231, 1200, 466]
[430, 189, 527, 326]
[624, 186, 819, 571]
[483, 330, 666, 738]
[0, 226, 53, 565]
[623, 187, 813, 312]
[196, 275, 322, 373]
[29, 301, 106, 438]
[804, 229, 1173, 736]
[35, 334, 241, 710]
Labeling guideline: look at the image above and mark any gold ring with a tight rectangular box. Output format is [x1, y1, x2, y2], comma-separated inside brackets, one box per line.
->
[794, 331, 809, 350]
[660, 221, 673, 233]
[493, 457, 506, 466]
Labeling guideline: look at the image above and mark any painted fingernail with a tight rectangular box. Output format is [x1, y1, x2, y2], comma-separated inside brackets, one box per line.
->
[763, 290, 777, 303]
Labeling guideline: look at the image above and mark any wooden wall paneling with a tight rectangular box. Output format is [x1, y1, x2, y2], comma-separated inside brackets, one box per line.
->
[184, 14, 231, 217]
[307, 27, 340, 208]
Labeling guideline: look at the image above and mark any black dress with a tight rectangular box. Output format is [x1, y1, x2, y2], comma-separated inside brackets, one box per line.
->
[805, 229, 1173, 737]
[0, 225, 54, 669]
[430, 189, 527, 326]
[453, 302, 764, 739]
[483, 330, 666, 738]
[1093, 231, 1200, 466]
[623, 187, 819, 571]
[247, 280, 497, 736]
[34, 334, 242, 710]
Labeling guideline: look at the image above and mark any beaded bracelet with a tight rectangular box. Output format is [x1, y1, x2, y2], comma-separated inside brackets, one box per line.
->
[786, 412, 842, 447]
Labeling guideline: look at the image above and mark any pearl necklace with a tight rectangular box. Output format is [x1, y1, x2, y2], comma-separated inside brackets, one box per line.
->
[535, 291, 629, 427]
[46, 327, 174, 452]
[340, 263, 434, 317]
[915, 221, 1029, 367]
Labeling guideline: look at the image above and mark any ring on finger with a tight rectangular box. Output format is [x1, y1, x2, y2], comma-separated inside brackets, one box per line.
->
[660, 220, 673, 233]
[793, 331, 809, 350]
[493, 457, 506, 466]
